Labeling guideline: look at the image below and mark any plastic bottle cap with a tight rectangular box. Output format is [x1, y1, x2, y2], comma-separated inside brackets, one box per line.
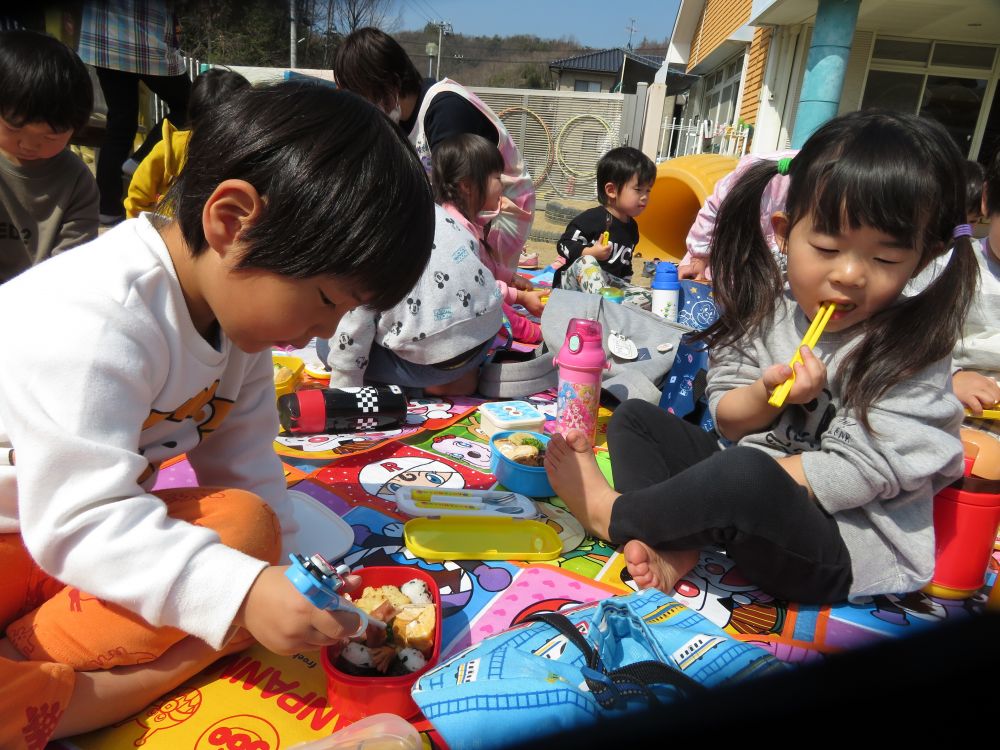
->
[652, 262, 681, 290]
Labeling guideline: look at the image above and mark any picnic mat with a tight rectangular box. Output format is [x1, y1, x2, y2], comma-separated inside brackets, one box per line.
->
[57, 396, 997, 749]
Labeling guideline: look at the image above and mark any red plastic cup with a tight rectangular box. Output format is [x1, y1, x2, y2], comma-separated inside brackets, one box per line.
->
[321, 567, 441, 724]
[926, 481, 1000, 599]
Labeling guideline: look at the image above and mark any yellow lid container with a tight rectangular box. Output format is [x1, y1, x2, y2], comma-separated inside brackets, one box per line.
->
[272, 354, 305, 399]
[403, 517, 562, 561]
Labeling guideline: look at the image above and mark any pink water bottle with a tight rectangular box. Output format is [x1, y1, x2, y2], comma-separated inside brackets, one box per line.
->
[553, 318, 610, 444]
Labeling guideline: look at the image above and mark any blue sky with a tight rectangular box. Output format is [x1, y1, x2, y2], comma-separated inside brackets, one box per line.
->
[394, 0, 681, 50]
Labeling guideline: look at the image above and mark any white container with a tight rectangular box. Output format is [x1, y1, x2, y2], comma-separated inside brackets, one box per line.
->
[394, 486, 539, 519]
[650, 261, 681, 323]
[477, 400, 545, 437]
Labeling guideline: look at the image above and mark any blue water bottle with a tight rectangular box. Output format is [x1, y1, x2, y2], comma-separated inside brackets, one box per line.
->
[650, 262, 681, 322]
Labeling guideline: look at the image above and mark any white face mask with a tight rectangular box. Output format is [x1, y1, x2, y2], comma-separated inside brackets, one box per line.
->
[475, 206, 501, 226]
[382, 96, 402, 123]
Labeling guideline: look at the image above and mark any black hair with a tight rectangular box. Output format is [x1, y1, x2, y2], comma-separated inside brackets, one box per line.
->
[187, 67, 250, 132]
[431, 133, 504, 220]
[162, 81, 435, 312]
[706, 109, 978, 430]
[333, 27, 423, 112]
[596, 146, 656, 206]
[0, 29, 92, 133]
[984, 148, 1000, 218]
[964, 159, 985, 221]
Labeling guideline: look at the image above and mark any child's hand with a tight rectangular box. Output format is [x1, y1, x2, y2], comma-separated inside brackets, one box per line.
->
[763, 346, 827, 406]
[499, 195, 532, 220]
[953, 370, 1000, 414]
[509, 273, 533, 291]
[518, 289, 546, 317]
[235, 566, 364, 655]
[585, 237, 612, 261]
[678, 256, 709, 280]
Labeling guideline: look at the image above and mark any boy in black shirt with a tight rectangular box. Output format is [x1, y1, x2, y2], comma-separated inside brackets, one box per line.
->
[553, 147, 655, 306]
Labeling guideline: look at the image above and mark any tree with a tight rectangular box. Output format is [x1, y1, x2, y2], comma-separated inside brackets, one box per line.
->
[331, 0, 400, 34]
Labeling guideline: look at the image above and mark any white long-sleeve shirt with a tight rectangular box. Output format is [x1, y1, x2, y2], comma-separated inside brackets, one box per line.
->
[0, 216, 293, 648]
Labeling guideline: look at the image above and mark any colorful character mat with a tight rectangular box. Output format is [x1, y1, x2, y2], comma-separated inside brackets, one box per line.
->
[60, 400, 995, 750]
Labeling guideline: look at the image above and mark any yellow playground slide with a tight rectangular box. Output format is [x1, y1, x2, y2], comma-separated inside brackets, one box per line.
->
[635, 153, 739, 263]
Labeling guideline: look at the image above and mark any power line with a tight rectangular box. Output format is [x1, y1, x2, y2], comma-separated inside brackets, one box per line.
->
[400, 0, 433, 25]
[409, 0, 443, 25]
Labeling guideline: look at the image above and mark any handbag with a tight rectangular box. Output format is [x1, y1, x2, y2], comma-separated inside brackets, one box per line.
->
[411, 589, 787, 750]
[478, 289, 690, 403]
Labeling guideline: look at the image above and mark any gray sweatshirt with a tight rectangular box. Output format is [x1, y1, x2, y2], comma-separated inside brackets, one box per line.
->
[0, 149, 99, 283]
[706, 291, 965, 599]
[325, 204, 503, 386]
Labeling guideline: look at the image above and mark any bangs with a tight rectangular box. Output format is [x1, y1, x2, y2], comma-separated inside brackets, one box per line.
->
[787, 112, 958, 255]
[805, 148, 937, 249]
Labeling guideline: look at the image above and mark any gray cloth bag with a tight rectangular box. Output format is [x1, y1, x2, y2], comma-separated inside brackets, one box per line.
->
[478, 289, 691, 403]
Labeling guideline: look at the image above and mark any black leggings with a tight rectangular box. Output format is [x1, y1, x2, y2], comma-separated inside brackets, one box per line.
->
[94, 67, 191, 215]
[607, 400, 853, 603]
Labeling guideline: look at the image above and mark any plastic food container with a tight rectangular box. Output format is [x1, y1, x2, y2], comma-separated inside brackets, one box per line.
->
[489, 430, 554, 497]
[272, 354, 305, 399]
[403, 516, 562, 561]
[321, 567, 441, 724]
[477, 401, 545, 438]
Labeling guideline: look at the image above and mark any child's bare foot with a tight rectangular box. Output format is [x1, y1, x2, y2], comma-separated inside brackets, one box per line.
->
[545, 430, 619, 540]
[623, 540, 699, 594]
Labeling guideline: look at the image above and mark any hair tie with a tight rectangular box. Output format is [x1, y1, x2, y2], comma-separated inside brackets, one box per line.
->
[776, 157, 793, 175]
[953, 224, 973, 239]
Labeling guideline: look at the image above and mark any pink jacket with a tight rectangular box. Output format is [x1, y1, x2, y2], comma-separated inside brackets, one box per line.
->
[681, 149, 796, 278]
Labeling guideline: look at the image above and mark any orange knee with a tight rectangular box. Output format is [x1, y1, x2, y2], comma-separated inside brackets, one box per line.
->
[159, 487, 282, 566]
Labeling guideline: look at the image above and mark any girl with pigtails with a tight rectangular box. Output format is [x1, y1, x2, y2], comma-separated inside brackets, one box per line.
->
[544, 110, 978, 605]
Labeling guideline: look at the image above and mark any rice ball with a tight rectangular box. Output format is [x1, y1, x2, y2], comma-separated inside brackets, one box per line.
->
[401, 578, 432, 606]
[397, 647, 428, 672]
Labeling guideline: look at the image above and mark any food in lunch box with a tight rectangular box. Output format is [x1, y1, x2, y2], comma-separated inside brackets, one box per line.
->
[494, 432, 546, 467]
[336, 579, 437, 676]
[273, 362, 294, 383]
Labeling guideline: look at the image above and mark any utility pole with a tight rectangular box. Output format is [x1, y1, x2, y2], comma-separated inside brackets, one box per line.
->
[431, 20, 452, 80]
[625, 17, 638, 50]
[289, 0, 297, 67]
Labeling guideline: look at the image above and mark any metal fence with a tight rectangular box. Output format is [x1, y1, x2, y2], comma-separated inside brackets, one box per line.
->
[470, 87, 624, 203]
[145, 66, 627, 204]
[656, 117, 750, 161]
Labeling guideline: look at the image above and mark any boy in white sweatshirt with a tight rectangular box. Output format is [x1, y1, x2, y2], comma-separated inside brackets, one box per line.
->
[0, 81, 435, 746]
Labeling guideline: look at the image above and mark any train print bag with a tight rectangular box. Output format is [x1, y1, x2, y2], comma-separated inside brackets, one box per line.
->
[411, 589, 787, 750]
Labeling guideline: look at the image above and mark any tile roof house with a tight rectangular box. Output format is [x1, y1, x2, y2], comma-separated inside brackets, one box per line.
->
[549, 47, 695, 95]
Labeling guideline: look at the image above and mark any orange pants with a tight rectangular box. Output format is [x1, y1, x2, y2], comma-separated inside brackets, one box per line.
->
[0, 487, 282, 750]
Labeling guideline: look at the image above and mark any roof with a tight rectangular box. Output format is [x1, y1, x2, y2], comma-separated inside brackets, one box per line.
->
[549, 48, 664, 74]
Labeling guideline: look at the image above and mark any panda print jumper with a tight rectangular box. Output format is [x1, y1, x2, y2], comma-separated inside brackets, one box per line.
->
[325, 204, 503, 387]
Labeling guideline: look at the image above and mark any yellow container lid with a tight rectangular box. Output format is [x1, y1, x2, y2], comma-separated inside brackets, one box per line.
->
[403, 517, 562, 561]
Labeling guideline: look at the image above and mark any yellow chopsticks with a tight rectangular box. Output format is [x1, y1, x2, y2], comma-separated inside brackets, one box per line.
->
[966, 408, 1000, 420]
[768, 302, 836, 408]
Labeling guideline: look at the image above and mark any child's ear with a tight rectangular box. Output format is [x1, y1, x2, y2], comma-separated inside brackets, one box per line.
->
[202, 180, 263, 257]
[771, 212, 790, 254]
[603, 181, 618, 201]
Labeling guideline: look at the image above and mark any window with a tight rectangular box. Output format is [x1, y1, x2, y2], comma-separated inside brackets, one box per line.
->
[700, 54, 743, 130]
[862, 38, 997, 157]
[574, 79, 601, 92]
